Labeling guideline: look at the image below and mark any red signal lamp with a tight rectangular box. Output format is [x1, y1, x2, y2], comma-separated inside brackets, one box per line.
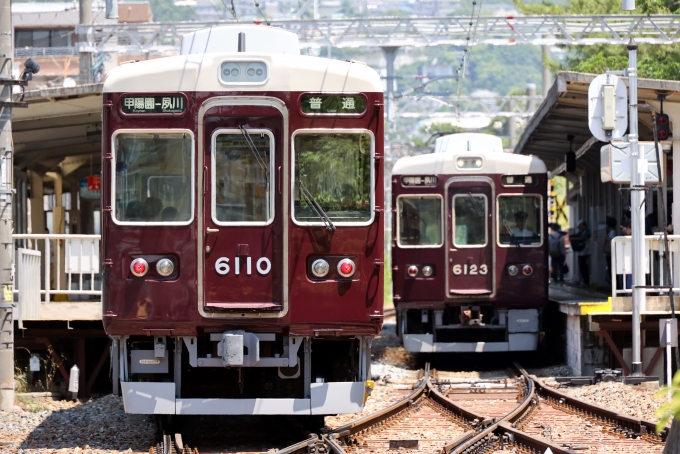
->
[407, 265, 419, 277]
[522, 265, 533, 276]
[337, 259, 356, 278]
[131, 258, 149, 277]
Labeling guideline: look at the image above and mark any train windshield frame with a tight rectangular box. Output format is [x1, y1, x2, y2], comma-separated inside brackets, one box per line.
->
[111, 129, 194, 226]
[211, 128, 275, 226]
[452, 194, 488, 247]
[291, 129, 375, 227]
[396, 195, 443, 248]
[497, 194, 543, 247]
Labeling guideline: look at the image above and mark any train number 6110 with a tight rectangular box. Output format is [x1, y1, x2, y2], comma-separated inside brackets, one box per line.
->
[452, 264, 488, 275]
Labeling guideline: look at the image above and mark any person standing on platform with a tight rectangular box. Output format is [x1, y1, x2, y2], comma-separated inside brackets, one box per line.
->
[572, 219, 591, 287]
[549, 223, 566, 283]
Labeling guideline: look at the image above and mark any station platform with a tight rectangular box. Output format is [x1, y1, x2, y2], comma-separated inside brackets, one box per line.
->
[549, 283, 677, 383]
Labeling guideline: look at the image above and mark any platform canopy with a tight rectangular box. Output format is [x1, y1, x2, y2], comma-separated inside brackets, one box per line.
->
[12, 84, 103, 182]
[514, 72, 680, 177]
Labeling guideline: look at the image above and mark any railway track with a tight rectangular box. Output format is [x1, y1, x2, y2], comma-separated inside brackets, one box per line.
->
[274, 363, 668, 454]
[152, 362, 668, 454]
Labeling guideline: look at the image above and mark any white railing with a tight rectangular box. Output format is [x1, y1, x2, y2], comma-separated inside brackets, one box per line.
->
[13, 234, 101, 303]
[611, 234, 680, 297]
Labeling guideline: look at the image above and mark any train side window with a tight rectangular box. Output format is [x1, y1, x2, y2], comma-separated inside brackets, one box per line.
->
[397, 195, 443, 248]
[292, 130, 374, 226]
[452, 194, 487, 247]
[497, 195, 542, 246]
[112, 130, 194, 225]
[211, 129, 274, 225]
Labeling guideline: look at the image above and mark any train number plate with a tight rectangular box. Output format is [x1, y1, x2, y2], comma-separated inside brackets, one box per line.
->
[452, 264, 488, 275]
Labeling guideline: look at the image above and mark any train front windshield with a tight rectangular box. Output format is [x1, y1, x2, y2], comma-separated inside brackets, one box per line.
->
[498, 195, 542, 246]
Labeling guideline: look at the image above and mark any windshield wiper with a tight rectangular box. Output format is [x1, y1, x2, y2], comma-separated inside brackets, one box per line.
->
[296, 179, 336, 232]
[238, 125, 268, 176]
[467, 192, 484, 217]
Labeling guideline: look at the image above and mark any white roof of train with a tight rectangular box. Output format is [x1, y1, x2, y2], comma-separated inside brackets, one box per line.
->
[392, 134, 547, 175]
[104, 26, 382, 94]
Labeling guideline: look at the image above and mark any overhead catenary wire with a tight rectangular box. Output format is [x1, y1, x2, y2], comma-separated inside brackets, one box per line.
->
[454, 0, 484, 118]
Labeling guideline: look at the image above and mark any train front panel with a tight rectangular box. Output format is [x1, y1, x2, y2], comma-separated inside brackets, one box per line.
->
[101, 32, 383, 416]
[391, 134, 548, 353]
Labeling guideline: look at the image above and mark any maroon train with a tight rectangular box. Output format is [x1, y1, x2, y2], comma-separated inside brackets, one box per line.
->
[101, 25, 384, 416]
[391, 133, 548, 353]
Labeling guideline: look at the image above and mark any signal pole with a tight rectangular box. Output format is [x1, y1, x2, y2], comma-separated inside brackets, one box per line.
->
[627, 38, 644, 376]
[0, 0, 15, 411]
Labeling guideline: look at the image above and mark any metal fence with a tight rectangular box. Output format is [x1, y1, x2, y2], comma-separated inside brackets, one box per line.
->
[13, 234, 101, 304]
[611, 234, 680, 296]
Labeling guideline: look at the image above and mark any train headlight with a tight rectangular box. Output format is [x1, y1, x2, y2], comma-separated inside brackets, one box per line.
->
[522, 265, 533, 276]
[507, 265, 519, 276]
[422, 265, 433, 277]
[337, 259, 356, 278]
[130, 258, 149, 277]
[156, 258, 175, 277]
[311, 259, 330, 278]
[407, 265, 419, 277]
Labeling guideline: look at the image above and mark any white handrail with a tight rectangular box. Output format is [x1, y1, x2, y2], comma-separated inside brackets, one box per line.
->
[611, 234, 680, 297]
[12, 234, 102, 302]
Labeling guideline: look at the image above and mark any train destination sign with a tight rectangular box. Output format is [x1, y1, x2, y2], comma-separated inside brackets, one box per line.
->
[301, 95, 366, 114]
[121, 95, 185, 114]
[402, 176, 438, 186]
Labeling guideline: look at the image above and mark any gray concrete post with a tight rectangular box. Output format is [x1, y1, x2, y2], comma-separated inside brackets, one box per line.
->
[0, 0, 15, 412]
[526, 83, 537, 113]
[541, 44, 551, 98]
[79, 0, 93, 85]
[381, 46, 400, 130]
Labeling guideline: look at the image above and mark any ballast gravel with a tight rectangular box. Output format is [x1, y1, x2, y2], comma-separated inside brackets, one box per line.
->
[0, 394, 154, 454]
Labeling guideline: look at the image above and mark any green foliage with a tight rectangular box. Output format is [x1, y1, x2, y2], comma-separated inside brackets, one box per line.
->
[149, 0, 197, 22]
[656, 370, 680, 432]
[515, 0, 680, 80]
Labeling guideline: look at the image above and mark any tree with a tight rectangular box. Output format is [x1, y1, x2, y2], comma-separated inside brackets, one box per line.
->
[657, 371, 680, 453]
[514, 0, 680, 80]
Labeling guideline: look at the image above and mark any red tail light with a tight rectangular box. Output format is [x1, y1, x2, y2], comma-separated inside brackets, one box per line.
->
[407, 265, 418, 277]
[522, 265, 533, 276]
[337, 259, 355, 278]
[131, 258, 149, 277]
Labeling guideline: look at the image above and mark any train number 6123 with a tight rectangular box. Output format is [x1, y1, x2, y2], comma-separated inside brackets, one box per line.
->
[452, 264, 488, 275]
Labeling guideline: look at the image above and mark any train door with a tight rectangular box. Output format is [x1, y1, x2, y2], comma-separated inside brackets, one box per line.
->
[446, 177, 495, 297]
[201, 103, 285, 313]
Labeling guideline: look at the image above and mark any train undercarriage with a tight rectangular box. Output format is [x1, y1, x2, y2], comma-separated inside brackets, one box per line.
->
[398, 305, 541, 353]
[113, 333, 372, 415]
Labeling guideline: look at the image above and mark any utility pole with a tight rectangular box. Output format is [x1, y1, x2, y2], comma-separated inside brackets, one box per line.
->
[628, 38, 644, 376]
[79, 0, 93, 84]
[0, 0, 15, 411]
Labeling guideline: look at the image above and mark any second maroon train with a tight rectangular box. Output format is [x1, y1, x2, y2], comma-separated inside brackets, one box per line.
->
[391, 133, 548, 353]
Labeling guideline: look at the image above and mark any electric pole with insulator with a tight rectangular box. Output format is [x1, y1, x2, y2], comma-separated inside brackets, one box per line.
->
[0, 0, 15, 412]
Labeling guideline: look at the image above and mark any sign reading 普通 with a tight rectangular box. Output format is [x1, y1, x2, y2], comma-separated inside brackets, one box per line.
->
[301, 95, 366, 114]
[121, 95, 185, 114]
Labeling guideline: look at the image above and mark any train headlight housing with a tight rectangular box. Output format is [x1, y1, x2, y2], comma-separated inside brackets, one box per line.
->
[422, 265, 433, 277]
[456, 156, 483, 169]
[311, 259, 330, 278]
[130, 258, 149, 277]
[407, 265, 419, 277]
[522, 265, 533, 276]
[507, 265, 519, 276]
[337, 259, 356, 278]
[156, 258, 175, 277]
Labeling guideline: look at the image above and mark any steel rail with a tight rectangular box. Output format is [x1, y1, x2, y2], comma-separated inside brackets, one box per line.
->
[273, 434, 320, 454]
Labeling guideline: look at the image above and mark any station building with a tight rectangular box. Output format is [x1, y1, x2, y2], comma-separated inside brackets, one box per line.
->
[516, 71, 680, 382]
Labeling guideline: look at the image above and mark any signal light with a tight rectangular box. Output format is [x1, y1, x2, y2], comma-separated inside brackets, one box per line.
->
[656, 113, 671, 141]
[156, 258, 174, 277]
[407, 265, 419, 277]
[522, 265, 533, 276]
[337, 259, 356, 278]
[422, 265, 433, 277]
[311, 259, 330, 278]
[130, 258, 149, 277]
[507, 265, 519, 276]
